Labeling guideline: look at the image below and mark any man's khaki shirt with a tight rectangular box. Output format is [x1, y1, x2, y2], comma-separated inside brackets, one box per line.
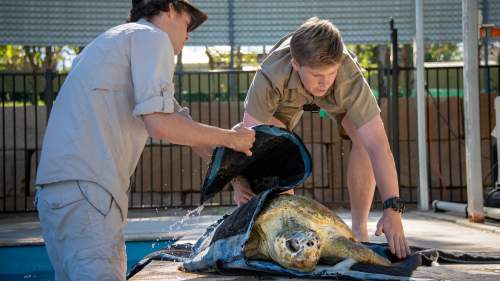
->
[244, 36, 380, 130]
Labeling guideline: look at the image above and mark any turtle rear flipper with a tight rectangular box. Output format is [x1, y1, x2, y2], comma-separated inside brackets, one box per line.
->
[321, 236, 392, 266]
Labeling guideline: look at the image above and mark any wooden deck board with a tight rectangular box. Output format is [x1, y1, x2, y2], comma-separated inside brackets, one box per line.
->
[129, 261, 500, 281]
[129, 261, 258, 281]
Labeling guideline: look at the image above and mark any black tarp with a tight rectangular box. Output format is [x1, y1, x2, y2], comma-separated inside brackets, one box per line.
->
[200, 125, 311, 203]
[128, 189, 500, 280]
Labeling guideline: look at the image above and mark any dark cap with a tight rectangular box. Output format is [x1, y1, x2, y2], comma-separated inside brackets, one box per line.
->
[177, 0, 208, 32]
[132, 0, 207, 32]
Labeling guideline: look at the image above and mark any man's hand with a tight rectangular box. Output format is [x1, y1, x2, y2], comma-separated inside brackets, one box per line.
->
[375, 210, 411, 259]
[231, 176, 255, 206]
[229, 123, 255, 157]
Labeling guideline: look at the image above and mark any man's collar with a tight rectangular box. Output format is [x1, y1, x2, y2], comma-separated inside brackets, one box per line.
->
[137, 18, 151, 26]
[286, 69, 303, 90]
[287, 69, 320, 101]
[136, 18, 158, 30]
[286, 68, 335, 100]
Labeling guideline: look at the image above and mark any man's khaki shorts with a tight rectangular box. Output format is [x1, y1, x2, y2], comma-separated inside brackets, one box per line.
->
[36, 180, 126, 281]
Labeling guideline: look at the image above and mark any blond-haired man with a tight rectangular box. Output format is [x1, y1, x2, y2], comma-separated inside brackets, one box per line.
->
[232, 17, 411, 259]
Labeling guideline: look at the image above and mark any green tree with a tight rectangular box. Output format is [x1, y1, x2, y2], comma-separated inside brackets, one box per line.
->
[0, 45, 32, 71]
[205, 47, 231, 69]
[205, 46, 259, 70]
[0, 45, 78, 106]
[424, 43, 462, 62]
[0, 45, 78, 72]
[346, 44, 379, 68]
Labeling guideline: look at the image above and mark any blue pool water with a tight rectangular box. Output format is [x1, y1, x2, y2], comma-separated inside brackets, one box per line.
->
[0, 240, 176, 281]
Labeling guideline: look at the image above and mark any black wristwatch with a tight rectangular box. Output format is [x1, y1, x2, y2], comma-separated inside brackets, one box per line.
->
[383, 197, 405, 213]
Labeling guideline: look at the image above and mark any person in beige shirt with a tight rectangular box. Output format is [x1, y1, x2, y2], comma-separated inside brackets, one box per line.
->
[35, 1, 255, 280]
[232, 17, 411, 260]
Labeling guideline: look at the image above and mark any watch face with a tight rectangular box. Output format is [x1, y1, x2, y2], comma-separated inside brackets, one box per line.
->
[384, 197, 405, 213]
[395, 201, 405, 213]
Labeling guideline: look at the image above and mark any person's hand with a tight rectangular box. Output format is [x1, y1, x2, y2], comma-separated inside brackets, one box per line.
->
[228, 123, 255, 156]
[231, 176, 255, 206]
[375, 210, 411, 259]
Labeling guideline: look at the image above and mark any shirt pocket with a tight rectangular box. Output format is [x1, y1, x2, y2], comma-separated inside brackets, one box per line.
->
[282, 91, 298, 105]
[282, 90, 310, 107]
[90, 83, 132, 94]
[88, 62, 133, 94]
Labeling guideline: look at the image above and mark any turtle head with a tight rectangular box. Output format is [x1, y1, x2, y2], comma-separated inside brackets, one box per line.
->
[272, 228, 321, 272]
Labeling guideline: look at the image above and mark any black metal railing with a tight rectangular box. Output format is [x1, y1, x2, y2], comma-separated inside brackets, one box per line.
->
[1, 66, 498, 212]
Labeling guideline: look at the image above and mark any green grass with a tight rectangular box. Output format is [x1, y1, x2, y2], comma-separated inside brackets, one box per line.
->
[371, 88, 483, 98]
[0, 101, 46, 107]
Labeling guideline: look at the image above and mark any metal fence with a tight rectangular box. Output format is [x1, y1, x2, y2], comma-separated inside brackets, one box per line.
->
[0, 66, 498, 212]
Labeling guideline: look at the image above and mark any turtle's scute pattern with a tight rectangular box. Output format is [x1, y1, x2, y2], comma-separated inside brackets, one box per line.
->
[244, 194, 392, 272]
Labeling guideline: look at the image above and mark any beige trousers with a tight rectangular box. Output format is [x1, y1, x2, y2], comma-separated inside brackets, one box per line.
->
[36, 180, 126, 281]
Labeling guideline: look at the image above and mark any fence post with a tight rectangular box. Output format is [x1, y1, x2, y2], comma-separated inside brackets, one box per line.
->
[228, 0, 235, 69]
[44, 69, 54, 121]
[481, 1, 496, 184]
[228, 0, 238, 99]
[390, 18, 400, 175]
[415, 0, 429, 210]
[462, 0, 484, 222]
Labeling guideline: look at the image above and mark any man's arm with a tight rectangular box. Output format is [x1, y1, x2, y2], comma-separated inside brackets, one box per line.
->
[229, 112, 265, 206]
[356, 115, 398, 201]
[143, 112, 255, 156]
[231, 112, 292, 206]
[171, 101, 215, 161]
[355, 114, 411, 259]
[191, 146, 213, 162]
[243, 112, 287, 128]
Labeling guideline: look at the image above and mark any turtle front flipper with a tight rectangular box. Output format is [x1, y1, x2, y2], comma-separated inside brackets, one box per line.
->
[321, 236, 392, 266]
[245, 223, 271, 260]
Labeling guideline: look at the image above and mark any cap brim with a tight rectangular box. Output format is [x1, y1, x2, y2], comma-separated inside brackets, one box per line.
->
[182, 2, 208, 32]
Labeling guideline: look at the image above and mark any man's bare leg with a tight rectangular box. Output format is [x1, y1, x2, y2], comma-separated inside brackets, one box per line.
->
[342, 117, 376, 242]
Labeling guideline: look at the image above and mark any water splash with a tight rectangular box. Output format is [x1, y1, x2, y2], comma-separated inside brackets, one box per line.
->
[155, 203, 207, 246]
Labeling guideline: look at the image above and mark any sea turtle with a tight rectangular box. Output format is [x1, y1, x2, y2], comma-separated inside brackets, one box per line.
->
[244, 194, 392, 272]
